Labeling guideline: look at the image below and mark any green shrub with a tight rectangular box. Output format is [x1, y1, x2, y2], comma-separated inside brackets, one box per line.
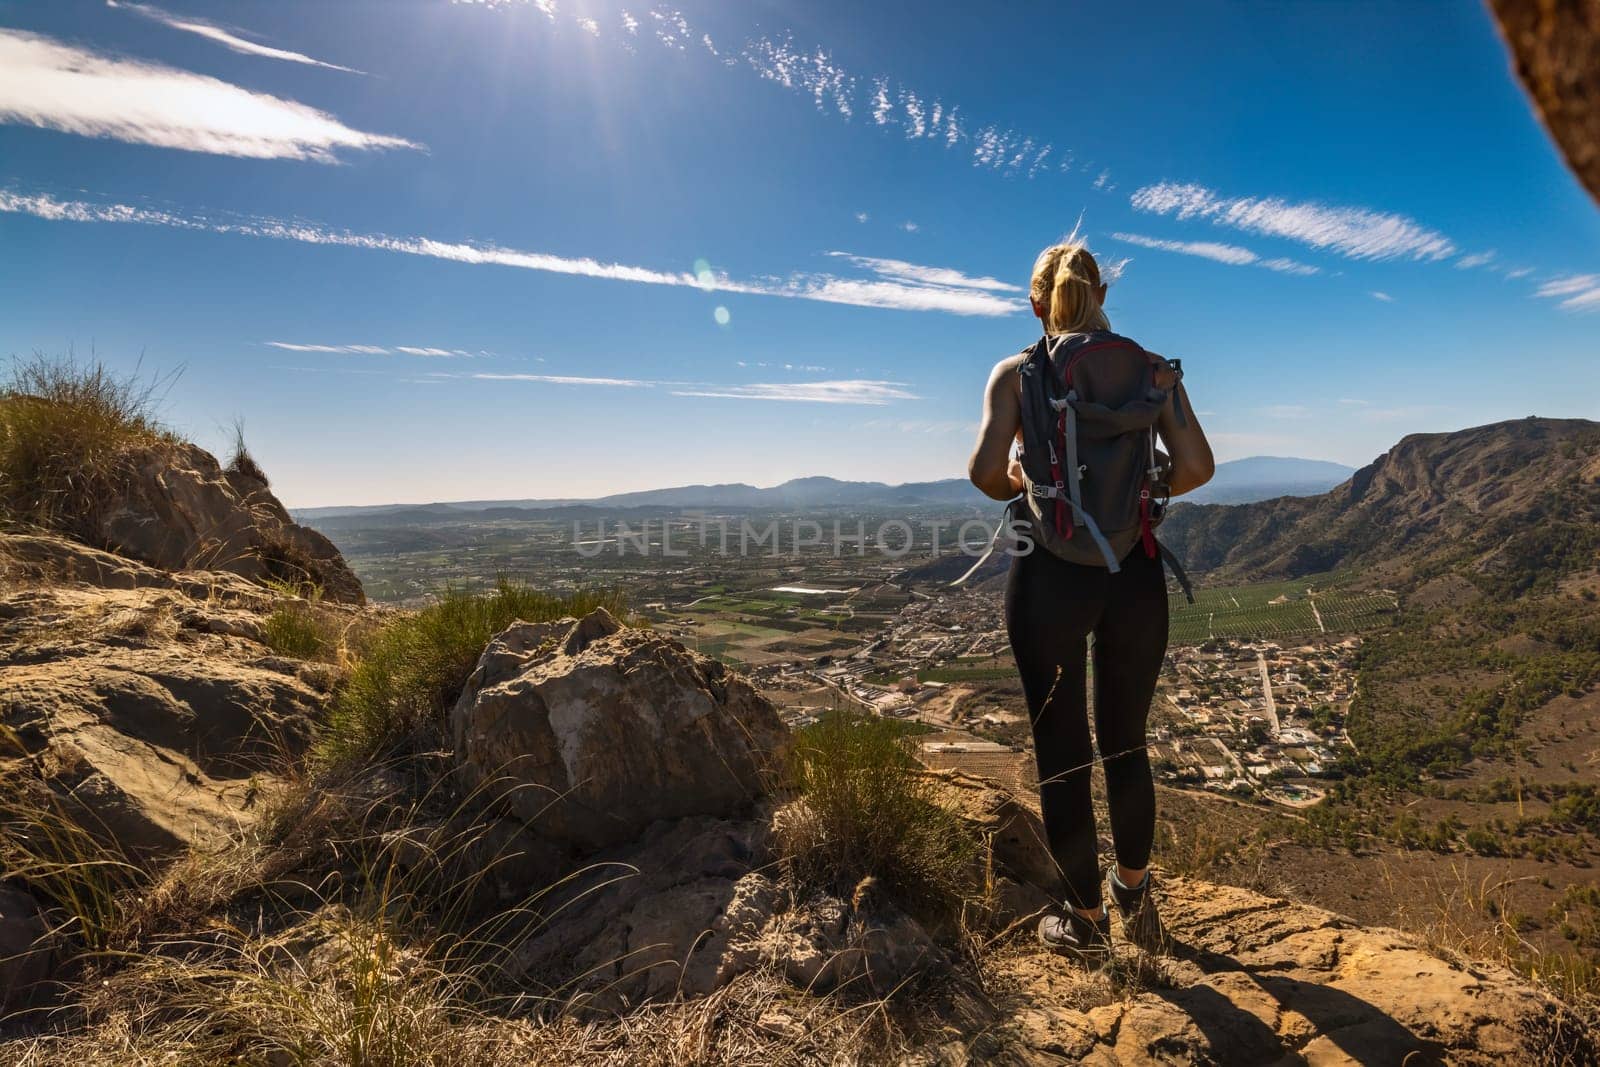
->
[0, 353, 178, 532]
[317, 580, 625, 769]
[262, 602, 334, 660]
[778, 710, 979, 925]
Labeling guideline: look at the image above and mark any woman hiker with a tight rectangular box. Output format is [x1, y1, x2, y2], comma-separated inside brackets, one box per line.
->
[967, 234, 1214, 963]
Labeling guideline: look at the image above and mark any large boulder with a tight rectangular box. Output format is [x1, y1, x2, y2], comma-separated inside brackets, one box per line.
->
[450, 608, 789, 852]
[506, 813, 941, 1008]
[90, 442, 363, 605]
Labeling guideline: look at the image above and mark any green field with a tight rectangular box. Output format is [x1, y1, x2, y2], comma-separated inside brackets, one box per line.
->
[1168, 573, 1397, 644]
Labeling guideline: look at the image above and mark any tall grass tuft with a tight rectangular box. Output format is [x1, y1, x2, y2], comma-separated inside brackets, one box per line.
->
[778, 710, 979, 926]
[0, 353, 179, 533]
[0, 728, 142, 954]
[316, 580, 626, 769]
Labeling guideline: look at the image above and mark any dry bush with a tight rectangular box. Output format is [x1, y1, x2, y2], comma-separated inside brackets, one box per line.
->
[0, 353, 178, 534]
[778, 710, 981, 927]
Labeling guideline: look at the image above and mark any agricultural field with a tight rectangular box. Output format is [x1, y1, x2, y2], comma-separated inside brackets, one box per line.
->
[1168, 573, 1398, 644]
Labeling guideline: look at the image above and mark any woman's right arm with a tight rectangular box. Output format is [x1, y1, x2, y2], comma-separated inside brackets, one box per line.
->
[968, 356, 1024, 501]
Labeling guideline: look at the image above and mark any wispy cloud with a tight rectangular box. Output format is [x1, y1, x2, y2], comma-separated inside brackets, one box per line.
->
[266, 341, 389, 354]
[670, 380, 919, 405]
[266, 342, 473, 356]
[1369, 290, 1395, 302]
[106, 1, 364, 74]
[1130, 182, 1456, 262]
[824, 252, 1019, 292]
[1534, 273, 1600, 312]
[1455, 250, 1495, 270]
[0, 188, 1023, 318]
[0, 29, 413, 161]
[1110, 232, 1319, 276]
[488, 3, 1093, 186]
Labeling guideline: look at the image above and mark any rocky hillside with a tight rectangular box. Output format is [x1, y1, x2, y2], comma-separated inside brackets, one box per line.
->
[1161, 417, 1600, 586]
[1, 433, 1595, 1062]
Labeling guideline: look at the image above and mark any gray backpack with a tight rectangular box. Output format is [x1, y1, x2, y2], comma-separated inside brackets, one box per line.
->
[959, 330, 1194, 600]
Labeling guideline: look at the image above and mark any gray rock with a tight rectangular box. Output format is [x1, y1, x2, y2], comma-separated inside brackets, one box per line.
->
[451, 611, 789, 852]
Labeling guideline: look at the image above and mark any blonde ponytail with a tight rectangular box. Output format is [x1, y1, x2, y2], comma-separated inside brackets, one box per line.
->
[1030, 237, 1109, 335]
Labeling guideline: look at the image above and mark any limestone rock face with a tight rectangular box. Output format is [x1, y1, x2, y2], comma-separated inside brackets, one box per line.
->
[0, 532, 338, 863]
[89, 442, 363, 604]
[450, 609, 789, 852]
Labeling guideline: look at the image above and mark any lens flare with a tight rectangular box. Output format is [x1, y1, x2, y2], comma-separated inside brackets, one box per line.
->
[714, 305, 731, 326]
[693, 257, 716, 291]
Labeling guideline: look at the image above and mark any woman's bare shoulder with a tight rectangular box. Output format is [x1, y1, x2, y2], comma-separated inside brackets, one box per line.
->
[988, 351, 1027, 385]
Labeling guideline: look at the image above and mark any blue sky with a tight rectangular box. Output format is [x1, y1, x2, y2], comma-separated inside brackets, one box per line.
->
[1, 0, 1596, 507]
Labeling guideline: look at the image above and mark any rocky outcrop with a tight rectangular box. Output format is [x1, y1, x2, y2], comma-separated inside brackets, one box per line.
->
[450, 608, 788, 852]
[961, 875, 1596, 1066]
[1491, 0, 1600, 204]
[85, 441, 363, 605]
[0, 532, 338, 862]
[503, 813, 942, 1009]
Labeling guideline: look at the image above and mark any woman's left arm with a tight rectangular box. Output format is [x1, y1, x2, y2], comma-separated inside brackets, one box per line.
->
[1157, 378, 1215, 497]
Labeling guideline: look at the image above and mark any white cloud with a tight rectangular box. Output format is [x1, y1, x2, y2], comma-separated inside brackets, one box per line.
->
[0, 29, 414, 162]
[1110, 231, 1319, 276]
[1112, 232, 1256, 266]
[266, 341, 389, 354]
[620, 11, 638, 34]
[900, 221, 919, 232]
[743, 35, 853, 118]
[576, 16, 599, 36]
[395, 346, 472, 357]
[107, 1, 363, 74]
[1369, 290, 1395, 302]
[825, 252, 1019, 292]
[854, 211, 869, 223]
[670, 380, 918, 405]
[1534, 273, 1600, 312]
[1504, 266, 1534, 280]
[1455, 250, 1495, 270]
[2, 188, 1024, 318]
[1258, 257, 1319, 276]
[1130, 181, 1456, 262]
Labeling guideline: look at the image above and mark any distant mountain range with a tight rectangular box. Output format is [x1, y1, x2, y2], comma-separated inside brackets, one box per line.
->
[295, 455, 1356, 524]
[1160, 417, 1600, 583]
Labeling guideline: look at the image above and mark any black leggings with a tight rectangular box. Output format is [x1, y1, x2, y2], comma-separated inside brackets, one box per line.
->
[1004, 545, 1168, 910]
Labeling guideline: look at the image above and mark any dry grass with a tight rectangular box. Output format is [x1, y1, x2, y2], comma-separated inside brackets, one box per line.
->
[1380, 858, 1600, 1023]
[317, 580, 627, 770]
[0, 353, 178, 535]
[0, 734, 143, 964]
[777, 710, 983, 930]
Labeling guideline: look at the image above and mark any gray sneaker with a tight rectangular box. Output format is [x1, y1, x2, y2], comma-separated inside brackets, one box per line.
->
[1038, 908, 1112, 966]
[1108, 871, 1167, 953]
